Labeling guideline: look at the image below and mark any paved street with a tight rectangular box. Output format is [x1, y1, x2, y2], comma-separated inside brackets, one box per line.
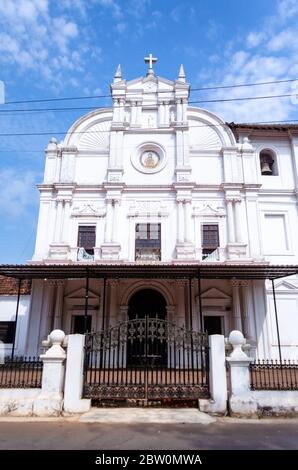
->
[0, 417, 298, 450]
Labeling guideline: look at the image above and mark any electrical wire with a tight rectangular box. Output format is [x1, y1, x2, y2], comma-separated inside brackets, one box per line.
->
[0, 92, 295, 114]
[2, 77, 298, 105]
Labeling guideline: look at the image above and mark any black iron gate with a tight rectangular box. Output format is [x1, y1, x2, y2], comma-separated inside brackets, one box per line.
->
[83, 317, 209, 404]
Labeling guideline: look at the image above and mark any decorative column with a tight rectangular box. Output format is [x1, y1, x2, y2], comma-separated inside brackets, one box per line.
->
[166, 305, 176, 323]
[158, 101, 165, 126]
[101, 197, 122, 260]
[226, 199, 235, 243]
[54, 199, 63, 242]
[176, 99, 183, 122]
[231, 280, 242, 332]
[182, 98, 188, 122]
[108, 279, 119, 326]
[241, 281, 253, 341]
[177, 200, 184, 243]
[112, 199, 120, 243]
[62, 198, 71, 242]
[234, 199, 243, 243]
[53, 281, 65, 330]
[176, 280, 186, 326]
[136, 100, 142, 126]
[112, 98, 119, 122]
[104, 199, 113, 243]
[119, 98, 125, 122]
[130, 101, 137, 126]
[119, 305, 128, 321]
[164, 101, 170, 125]
[184, 200, 192, 243]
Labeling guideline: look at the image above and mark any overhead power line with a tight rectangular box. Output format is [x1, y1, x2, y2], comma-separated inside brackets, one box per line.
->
[0, 92, 295, 115]
[1, 77, 297, 105]
[0, 118, 298, 137]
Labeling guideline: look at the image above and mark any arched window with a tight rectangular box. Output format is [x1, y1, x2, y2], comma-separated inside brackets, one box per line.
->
[259, 149, 278, 176]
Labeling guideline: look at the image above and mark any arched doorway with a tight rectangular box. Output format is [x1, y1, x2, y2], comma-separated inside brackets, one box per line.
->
[128, 288, 166, 320]
[127, 288, 167, 366]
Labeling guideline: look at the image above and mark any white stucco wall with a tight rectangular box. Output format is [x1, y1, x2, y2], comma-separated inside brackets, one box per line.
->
[0, 296, 30, 356]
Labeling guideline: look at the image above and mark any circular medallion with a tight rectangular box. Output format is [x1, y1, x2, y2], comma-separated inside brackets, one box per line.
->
[131, 142, 167, 174]
[140, 150, 160, 169]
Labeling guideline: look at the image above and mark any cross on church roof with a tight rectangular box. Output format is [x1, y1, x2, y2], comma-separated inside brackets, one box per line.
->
[144, 53, 158, 76]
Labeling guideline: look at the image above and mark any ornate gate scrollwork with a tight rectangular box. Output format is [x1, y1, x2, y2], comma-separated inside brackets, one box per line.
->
[83, 317, 209, 402]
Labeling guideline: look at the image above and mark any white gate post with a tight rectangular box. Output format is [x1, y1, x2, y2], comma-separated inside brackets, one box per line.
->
[199, 334, 227, 414]
[63, 334, 91, 413]
[34, 329, 66, 416]
[226, 330, 257, 416]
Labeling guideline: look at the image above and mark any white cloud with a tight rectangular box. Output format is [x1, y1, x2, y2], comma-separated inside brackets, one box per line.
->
[247, 31, 265, 48]
[0, 0, 88, 88]
[115, 22, 127, 33]
[97, 0, 122, 18]
[278, 0, 298, 19]
[267, 29, 298, 51]
[197, 0, 298, 122]
[0, 168, 39, 217]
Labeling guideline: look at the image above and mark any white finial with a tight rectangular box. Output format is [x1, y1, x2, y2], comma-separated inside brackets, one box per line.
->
[144, 53, 158, 76]
[178, 64, 186, 83]
[114, 64, 122, 82]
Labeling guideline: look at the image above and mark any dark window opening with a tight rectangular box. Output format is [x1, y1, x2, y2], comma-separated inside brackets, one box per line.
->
[202, 225, 219, 259]
[78, 226, 96, 256]
[135, 223, 161, 260]
[204, 316, 222, 335]
[0, 321, 16, 343]
[72, 315, 92, 334]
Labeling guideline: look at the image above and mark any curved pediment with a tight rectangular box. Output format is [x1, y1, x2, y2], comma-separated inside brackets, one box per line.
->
[188, 107, 236, 149]
[63, 109, 112, 149]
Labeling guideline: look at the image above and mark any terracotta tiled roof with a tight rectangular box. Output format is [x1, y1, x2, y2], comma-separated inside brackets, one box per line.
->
[0, 275, 31, 295]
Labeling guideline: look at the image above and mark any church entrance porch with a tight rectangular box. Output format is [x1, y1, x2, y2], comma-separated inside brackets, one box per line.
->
[83, 316, 210, 407]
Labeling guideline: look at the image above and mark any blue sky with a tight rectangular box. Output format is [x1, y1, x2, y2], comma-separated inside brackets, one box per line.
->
[0, 0, 298, 263]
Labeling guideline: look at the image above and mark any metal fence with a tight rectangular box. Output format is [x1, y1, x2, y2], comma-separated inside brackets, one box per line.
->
[250, 359, 298, 391]
[0, 356, 43, 388]
[84, 317, 210, 403]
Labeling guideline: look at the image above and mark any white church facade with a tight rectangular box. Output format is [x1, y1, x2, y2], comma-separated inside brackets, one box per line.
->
[1, 56, 298, 364]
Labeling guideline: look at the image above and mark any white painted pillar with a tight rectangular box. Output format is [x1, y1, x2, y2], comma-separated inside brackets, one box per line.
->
[184, 200, 192, 243]
[108, 280, 118, 326]
[34, 330, 66, 416]
[54, 199, 63, 242]
[41, 280, 56, 338]
[176, 99, 182, 122]
[53, 282, 65, 330]
[63, 334, 91, 413]
[226, 199, 235, 243]
[226, 331, 253, 396]
[112, 199, 120, 243]
[136, 100, 142, 125]
[205, 335, 227, 413]
[232, 281, 242, 331]
[164, 101, 170, 125]
[177, 200, 184, 243]
[182, 98, 188, 121]
[241, 281, 254, 341]
[104, 199, 113, 243]
[131, 101, 137, 125]
[112, 98, 118, 122]
[62, 199, 71, 242]
[119, 98, 125, 122]
[158, 102, 164, 126]
[234, 199, 243, 243]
